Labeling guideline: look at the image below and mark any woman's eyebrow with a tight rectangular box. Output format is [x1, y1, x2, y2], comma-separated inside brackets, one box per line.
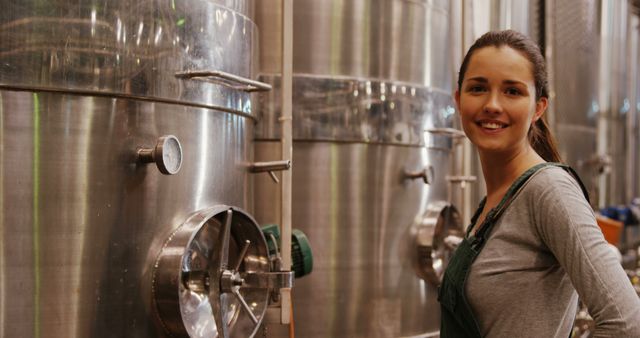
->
[466, 76, 487, 83]
[503, 79, 527, 86]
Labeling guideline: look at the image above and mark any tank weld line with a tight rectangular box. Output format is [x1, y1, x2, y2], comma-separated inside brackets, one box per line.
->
[0, 84, 257, 121]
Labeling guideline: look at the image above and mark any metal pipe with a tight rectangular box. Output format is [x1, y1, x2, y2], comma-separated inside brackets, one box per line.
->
[249, 160, 291, 173]
[279, 0, 293, 329]
[626, 13, 639, 201]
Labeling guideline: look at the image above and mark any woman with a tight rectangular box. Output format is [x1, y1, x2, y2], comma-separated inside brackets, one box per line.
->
[438, 30, 640, 337]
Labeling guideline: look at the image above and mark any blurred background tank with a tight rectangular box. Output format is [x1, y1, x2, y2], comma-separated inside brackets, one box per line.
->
[253, 1, 461, 337]
[0, 1, 288, 337]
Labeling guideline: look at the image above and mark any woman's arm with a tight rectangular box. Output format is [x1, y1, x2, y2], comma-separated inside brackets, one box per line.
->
[535, 169, 640, 337]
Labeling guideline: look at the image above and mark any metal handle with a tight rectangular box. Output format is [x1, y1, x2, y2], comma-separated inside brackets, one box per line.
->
[405, 166, 434, 184]
[424, 127, 467, 139]
[175, 70, 272, 92]
[138, 135, 183, 175]
[249, 160, 291, 183]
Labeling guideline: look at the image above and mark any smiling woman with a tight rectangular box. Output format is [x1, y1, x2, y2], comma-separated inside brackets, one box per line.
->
[438, 30, 640, 338]
[456, 45, 546, 159]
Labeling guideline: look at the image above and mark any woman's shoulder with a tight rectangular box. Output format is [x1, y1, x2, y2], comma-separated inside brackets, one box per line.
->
[528, 165, 582, 190]
[523, 166, 588, 204]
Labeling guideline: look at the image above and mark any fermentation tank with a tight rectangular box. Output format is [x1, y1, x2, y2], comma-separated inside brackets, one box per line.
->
[0, 1, 291, 337]
[254, 1, 462, 337]
[546, 0, 603, 205]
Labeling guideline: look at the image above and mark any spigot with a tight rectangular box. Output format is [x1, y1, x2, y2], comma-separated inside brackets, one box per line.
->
[249, 160, 291, 183]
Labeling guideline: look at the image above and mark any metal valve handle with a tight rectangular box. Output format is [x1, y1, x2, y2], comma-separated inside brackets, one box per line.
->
[405, 165, 434, 184]
[249, 160, 291, 183]
[138, 135, 183, 175]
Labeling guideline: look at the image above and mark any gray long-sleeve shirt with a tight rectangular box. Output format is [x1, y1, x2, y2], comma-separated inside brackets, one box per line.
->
[466, 166, 640, 337]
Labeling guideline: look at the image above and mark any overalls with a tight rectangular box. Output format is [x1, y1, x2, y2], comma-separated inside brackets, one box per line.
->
[438, 162, 589, 338]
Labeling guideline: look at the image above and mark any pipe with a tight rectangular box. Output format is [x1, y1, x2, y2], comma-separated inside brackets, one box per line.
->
[279, 0, 293, 330]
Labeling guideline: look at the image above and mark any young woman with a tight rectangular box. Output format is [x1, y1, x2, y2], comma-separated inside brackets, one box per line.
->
[438, 30, 640, 337]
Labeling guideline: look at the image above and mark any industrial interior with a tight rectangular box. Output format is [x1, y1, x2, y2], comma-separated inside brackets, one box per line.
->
[1, 0, 639, 337]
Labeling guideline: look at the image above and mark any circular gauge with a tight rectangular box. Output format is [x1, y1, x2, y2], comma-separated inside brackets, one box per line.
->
[155, 135, 183, 175]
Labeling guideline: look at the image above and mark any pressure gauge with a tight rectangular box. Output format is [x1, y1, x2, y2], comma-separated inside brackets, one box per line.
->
[155, 135, 183, 175]
[138, 135, 183, 175]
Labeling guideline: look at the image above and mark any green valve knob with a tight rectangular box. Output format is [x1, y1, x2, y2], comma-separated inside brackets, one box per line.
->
[261, 224, 313, 278]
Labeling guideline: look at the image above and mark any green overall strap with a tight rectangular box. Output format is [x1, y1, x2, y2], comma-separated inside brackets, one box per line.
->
[439, 162, 561, 338]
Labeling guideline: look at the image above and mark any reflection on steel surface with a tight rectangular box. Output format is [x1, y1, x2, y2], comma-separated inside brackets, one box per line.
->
[256, 75, 457, 148]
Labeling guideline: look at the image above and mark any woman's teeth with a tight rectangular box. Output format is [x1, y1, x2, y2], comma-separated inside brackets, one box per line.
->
[481, 122, 504, 130]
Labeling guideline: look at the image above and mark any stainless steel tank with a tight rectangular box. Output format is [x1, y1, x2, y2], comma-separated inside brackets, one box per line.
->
[0, 1, 281, 337]
[253, 1, 460, 337]
[631, 1, 640, 201]
[596, 0, 639, 206]
[546, 0, 602, 205]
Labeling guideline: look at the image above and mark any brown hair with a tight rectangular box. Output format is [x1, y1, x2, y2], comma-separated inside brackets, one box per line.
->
[457, 30, 562, 163]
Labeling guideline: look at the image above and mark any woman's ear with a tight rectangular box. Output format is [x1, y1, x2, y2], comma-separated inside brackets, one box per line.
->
[454, 90, 461, 111]
[532, 96, 548, 123]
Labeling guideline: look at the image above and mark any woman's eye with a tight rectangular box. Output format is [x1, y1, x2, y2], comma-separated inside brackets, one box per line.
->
[468, 86, 485, 93]
[505, 88, 521, 95]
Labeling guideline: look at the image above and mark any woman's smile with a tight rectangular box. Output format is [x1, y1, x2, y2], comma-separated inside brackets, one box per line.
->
[476, 119, 509, 133]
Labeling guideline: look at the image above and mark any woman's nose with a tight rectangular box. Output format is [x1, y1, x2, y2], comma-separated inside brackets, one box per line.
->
[482, 92, 502, 114]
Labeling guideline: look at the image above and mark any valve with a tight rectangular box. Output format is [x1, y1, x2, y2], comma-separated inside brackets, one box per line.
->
[404, 165, 434, 184]
[261, 224, 313, 279]
[249, 160, 291, 183]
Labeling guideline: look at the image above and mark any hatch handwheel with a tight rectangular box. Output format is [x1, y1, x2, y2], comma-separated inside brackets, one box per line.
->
[153, 206, 294, 338]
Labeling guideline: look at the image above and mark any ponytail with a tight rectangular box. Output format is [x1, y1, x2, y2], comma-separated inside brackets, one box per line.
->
[529, 118, 562, 162]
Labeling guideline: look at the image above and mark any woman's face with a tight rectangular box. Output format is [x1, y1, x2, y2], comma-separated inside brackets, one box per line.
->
[455, 46, 547, 157]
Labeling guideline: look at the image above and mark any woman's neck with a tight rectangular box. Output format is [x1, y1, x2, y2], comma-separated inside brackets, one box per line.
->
[479, 146, 545, 196]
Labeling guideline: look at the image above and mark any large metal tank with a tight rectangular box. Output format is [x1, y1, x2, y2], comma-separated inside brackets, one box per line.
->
[253, 1, 459, 337]
[0, 1, 280, 337]
[546, 0, 602, 205]
[631, 1, 640, 201]
[596, 0, 639, 206]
